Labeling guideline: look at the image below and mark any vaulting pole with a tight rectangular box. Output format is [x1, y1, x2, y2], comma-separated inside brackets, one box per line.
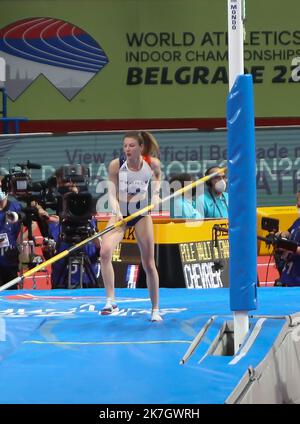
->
[0, 169, 226, 291]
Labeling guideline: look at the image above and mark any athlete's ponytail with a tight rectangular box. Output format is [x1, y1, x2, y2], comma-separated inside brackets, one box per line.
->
[123, 131, 160, 158]
[140, 131, 160, 158]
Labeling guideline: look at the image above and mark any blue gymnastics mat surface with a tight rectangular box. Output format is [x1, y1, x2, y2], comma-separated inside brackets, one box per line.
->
[0, 287, 299, 404]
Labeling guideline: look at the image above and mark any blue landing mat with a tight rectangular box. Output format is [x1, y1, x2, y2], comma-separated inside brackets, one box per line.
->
[0, 287, 299, 404]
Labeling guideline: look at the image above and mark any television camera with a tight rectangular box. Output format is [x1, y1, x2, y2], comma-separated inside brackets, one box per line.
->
[54, 164, 95, 244]
[259, 217, 298, 253]
[211, 217, 298, 275]
[1, 162, 95, 244]
[1, 160, 56, 212]
[45, 165, 99, 289]
[59, 190, 95, 244]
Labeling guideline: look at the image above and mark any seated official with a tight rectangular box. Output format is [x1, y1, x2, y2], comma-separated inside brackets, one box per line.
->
[0, 190, 22, 288]
[200, 166, 228, 219]
[169, 173, 203, 219]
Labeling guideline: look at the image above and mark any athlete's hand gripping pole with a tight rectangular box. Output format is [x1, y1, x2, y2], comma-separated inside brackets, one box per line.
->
[0, 168, 226, 291]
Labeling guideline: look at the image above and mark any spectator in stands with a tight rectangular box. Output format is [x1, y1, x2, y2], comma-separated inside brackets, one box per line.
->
[0, 189, 23, 288]
[169, 173, 203, 219]
[199, 166, 228, 218]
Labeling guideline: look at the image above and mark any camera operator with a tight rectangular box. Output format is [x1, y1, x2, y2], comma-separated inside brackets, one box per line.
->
[0, 188, 23, 288]
[275, 193, 300, 286]
[35, 166, 101, 289]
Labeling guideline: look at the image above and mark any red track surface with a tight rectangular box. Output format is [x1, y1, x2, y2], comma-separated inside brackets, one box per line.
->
[257, 256, 278, 287]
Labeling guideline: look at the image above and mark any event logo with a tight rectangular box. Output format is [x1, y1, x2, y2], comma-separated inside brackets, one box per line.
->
[0, 17, 109, 100]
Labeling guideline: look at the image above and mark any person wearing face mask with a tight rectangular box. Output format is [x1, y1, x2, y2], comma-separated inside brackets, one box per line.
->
[0, 189, 23, 288]
[275, 191, 300, 286]
[201, 166, 229, 219]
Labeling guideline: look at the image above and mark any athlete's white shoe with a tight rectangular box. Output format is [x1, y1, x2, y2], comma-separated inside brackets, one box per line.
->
[151, 309, 163, 322]
[101, 300, 119, 315]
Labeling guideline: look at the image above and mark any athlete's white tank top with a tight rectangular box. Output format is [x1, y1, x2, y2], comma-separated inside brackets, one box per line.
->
[119, 158, 153, 196]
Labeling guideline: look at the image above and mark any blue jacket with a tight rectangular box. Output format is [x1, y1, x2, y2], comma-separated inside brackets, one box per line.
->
[0, 200, 22, 266]
[203, 190, 229, 219]
[280, 218, 300, 286]
[170, 197, 203, 219]
[48, 219, 100, 288]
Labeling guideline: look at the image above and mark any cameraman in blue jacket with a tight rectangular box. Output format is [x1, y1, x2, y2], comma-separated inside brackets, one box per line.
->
[277, 192, 300, 286]
[36, 166, 101, 289]
[0, 189, 23, 288]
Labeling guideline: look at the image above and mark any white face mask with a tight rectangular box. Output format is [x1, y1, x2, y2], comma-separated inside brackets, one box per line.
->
[214, 179, 226, 194]
[0, 191, 7, 202]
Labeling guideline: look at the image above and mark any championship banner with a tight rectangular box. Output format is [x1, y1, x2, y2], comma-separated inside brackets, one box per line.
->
[0, 0, 300, 120]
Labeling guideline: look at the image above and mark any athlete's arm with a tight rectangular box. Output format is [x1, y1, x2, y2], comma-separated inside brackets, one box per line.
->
[150, 157, 161, 206]
[108, 159, 122, 217]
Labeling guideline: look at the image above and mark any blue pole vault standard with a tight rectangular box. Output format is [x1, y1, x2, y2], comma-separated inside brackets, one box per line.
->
[227, 0, 257, 353]
[227, 74, 257, 313]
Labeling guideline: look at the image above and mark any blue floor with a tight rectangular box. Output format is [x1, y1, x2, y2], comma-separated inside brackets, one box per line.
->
[0, 287, 299, 404]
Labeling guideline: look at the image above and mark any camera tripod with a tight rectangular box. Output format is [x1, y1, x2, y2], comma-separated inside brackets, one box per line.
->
[52, 249, 100, 289]
[66, 250, 100, 289]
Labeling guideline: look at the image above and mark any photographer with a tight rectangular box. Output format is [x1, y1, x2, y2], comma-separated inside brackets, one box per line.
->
[0, 188, 23, 288]
[36, 166, 101, 289]
[276, 192, 300, 286]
